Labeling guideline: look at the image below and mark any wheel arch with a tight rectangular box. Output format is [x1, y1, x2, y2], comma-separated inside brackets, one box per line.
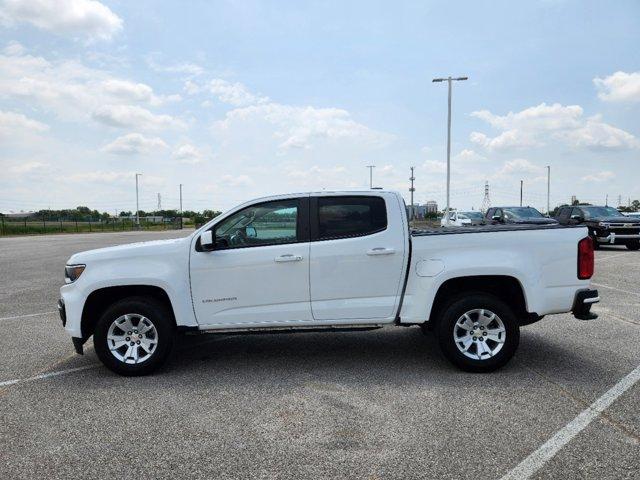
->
[81, 285, 177, 340]
[427, 275, 537, 327]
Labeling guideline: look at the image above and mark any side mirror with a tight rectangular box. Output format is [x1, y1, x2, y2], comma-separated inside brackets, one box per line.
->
[200, 230, 215, 251]
[571, 215, 583, 221]
[245, 226, 257, 238]
[492, 215, 502, 221]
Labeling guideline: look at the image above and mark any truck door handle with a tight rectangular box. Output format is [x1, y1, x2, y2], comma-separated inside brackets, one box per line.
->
[366, 247, 395, 256]
[274, 254, 303, 263]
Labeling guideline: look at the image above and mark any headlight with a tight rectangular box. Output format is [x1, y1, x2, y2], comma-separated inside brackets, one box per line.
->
[598, 222, 610, 228]
[65, 264, 86, 284]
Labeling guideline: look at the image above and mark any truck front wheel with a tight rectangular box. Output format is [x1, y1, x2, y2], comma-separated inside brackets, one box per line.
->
[435, 293, 519, 373]
[93, 297, 175, 376]
[626, 241, 640, 251]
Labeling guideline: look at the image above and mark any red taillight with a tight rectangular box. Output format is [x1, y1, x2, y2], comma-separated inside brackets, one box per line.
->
[578, 237, 594, 279]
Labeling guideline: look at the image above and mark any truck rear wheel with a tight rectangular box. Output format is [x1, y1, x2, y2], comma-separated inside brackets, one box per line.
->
[93, 297, 175, 376]
[435, 293, 519, 372]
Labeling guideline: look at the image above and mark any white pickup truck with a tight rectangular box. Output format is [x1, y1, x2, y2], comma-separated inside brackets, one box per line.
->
[59, 191, 599, 376]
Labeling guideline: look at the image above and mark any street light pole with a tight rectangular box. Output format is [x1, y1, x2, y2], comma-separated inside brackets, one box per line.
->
[366, 165, 375, 189]
[135, 173, 142, 228]
[520, 180, 523, 207]
[409, 166, 415, 221]
[546, 166, 551, 216]
[433, 76, 467, 225]
[179, 183, 183, 230]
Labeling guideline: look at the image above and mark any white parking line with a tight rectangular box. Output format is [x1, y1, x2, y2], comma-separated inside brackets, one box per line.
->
[591, 282, 640, 298]
[500, 364, 640, 480]
[0, 311, 55, 321]
[0, 364, 100, 388]
[595, 252, 629, 261]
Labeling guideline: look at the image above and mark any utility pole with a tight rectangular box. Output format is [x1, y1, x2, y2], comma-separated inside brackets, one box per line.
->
[546, 166, 551, 216]
[605, 194, 608, 206]
[409, 166, 415, 221]
[618, 195, 622, 208]
[179, 183, 183, 230]
[520, 180, 523, 207]
[433, 75, 468, 226]
[366, 165, 375, 189]
[135, 173, 142, 228]
[157, 193, 162, 211]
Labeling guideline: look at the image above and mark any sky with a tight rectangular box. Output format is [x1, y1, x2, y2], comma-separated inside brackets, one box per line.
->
[1, 0, 639, 214]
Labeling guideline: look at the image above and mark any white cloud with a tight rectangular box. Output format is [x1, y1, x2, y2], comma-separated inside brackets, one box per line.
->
[102, 133, 168, 155]
[101, 79, 180, 106]
[149, 60, 204, 77]
[220, 174, 254, 187]
[3, 40, 24, 55]
[92, 105, 185, 130]
[497, 158, 544, 176]
[0, 109, 48, 134]
[8, 161, 49, 174]
[65, 170, 164, 187]
[215, 102, 392, 151]
[172, 143, 207, 164]
[561, 115, 640, 150]
[207, 79, 270, 106]
[455, 149, 486, 162]
[581, 171, 615, 182]
[470, 102, 638, 151]
[422, 160, 446, 173]
[594, 71, 640, 102]
[0, 51, 180, 123]
[0, 0, 123, 41]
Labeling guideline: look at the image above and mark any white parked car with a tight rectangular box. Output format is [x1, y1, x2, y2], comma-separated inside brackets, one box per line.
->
[440, 211, 473, 227]
[59, 191, 599, 376]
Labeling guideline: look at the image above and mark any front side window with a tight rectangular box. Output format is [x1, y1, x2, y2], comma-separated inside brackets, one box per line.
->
[214, 199, 299, 248]
[317, 196, 387, 240]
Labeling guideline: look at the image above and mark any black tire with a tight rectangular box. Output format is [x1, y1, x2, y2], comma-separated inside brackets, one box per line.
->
[93, 296, 175, 376]
[626, 241, 640, 251]
[435, 293, 520, 373]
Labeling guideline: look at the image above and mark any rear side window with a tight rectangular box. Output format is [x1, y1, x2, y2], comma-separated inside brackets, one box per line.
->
[317, 196, 387, 240]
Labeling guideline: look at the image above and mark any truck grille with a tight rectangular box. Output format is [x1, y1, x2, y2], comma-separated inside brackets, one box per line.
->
[609, 223, 640, 235]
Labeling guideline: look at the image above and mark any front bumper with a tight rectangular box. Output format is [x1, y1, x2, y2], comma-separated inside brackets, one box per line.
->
[572, 289, 599, 320]
[57, 299, 66, 327]
[596, 233, 640, 244]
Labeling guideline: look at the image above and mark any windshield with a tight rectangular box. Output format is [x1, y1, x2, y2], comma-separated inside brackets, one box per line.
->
[581, 206, 622, 219]
[457, 214, 469, 220]
[461, 212, 483, 220]
[503, 207, 544, 219]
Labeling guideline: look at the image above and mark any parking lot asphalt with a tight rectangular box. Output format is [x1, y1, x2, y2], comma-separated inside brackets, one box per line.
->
[0, 231, 638, 479]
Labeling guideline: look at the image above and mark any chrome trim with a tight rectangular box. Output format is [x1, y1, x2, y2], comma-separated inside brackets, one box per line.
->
[596, 233, 640, 243]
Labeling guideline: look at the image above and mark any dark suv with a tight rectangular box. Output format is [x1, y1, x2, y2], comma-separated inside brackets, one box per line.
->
[555, 205, 640, 250]
[484, 206, 558, 226]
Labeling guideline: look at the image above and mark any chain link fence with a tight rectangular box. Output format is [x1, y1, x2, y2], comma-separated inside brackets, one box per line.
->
[0, 215, 185, 236]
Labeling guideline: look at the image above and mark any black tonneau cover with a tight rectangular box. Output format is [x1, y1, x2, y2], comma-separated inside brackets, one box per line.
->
[411, 224, 584, 236]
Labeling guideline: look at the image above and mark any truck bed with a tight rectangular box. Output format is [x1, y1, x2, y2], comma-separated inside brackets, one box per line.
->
[411, 224, 583, 236]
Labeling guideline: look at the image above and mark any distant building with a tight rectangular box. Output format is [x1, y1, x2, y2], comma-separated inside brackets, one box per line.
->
[425, 200, 438, 213]
[407, 204, 427, 219]
[1, 211, 36, 218]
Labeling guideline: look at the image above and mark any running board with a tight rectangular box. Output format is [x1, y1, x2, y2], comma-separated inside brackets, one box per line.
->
[187, 324, 385, 336]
